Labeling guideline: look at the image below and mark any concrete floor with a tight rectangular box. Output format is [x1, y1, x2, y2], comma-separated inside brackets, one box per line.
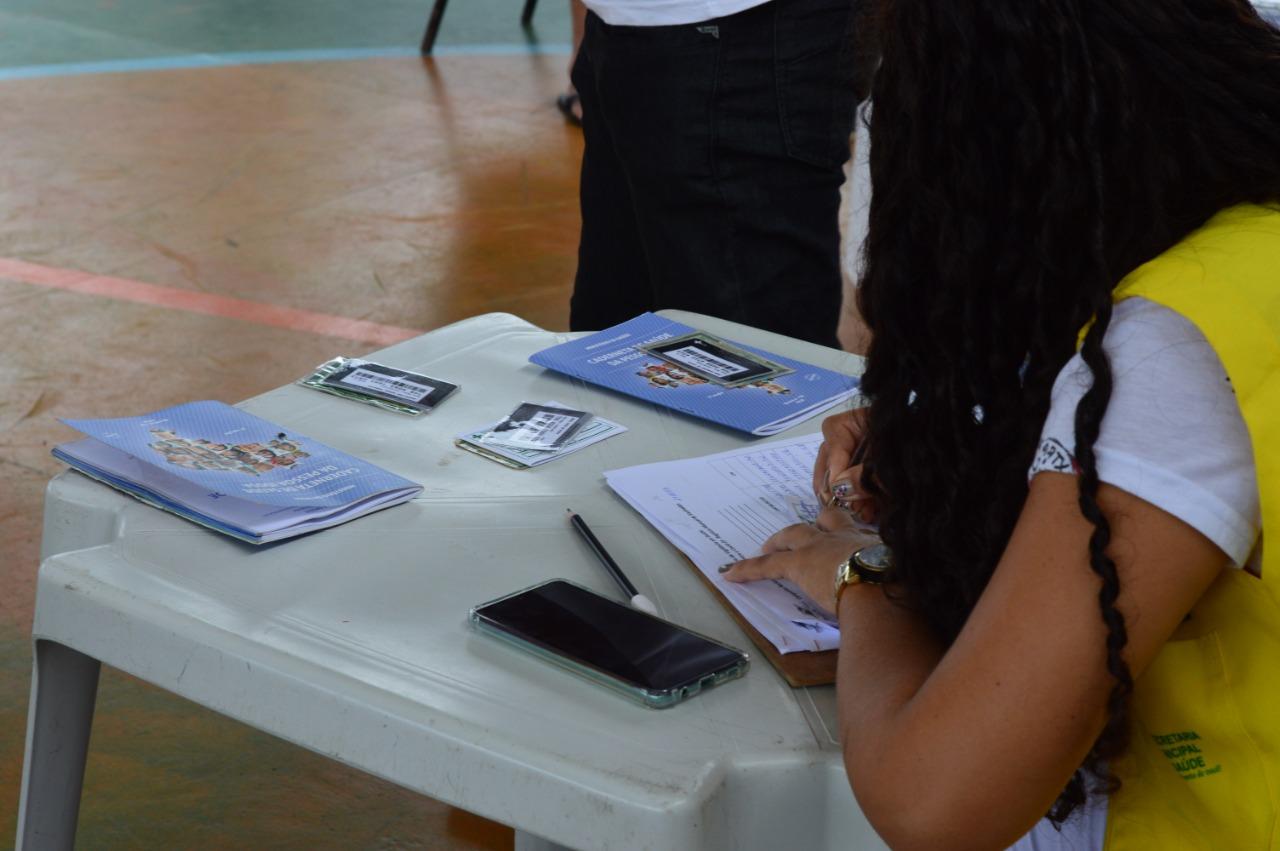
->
[1, 2, 581, 847]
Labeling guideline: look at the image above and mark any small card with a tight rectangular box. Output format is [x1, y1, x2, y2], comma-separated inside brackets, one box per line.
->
[299, 357, 458, 415]
[477, 402, 590, 450]
[641, 332, 793, 387]
[457, 402, 627, 469]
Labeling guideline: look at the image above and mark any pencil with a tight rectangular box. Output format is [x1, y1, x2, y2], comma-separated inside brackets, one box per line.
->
[566, 509, 658, 615]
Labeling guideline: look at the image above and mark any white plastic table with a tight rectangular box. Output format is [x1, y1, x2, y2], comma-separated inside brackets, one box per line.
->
[17, 311, 885, 851]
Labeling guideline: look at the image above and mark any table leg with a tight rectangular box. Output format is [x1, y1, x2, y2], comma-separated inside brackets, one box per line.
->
[16, 640, 102, 851]
[515, 829, 574, 851]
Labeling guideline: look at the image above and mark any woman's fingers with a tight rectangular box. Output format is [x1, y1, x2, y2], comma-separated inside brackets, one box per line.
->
[820, 409, 872, 506]
[722, 549, 837, 615]
[851, 496, 879, 525]
[820, 413, 857, 489]
[722, 518, 877, 618]
[720, 549, 800, 583]
[761, 522, 823, 554]
[829, 464, 864, 504]
[815, 505, 858, 532]
[813, 441, 832, 500]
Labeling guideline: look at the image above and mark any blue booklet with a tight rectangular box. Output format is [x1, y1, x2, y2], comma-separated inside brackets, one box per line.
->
[53, 400, 422, 544]
[529, 314, 860, 436]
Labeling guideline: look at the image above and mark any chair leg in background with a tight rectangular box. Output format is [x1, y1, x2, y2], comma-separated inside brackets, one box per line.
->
[421, 0, 451, 54]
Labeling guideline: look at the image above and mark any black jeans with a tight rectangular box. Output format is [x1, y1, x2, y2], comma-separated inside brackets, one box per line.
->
[569, 0, 860, 348]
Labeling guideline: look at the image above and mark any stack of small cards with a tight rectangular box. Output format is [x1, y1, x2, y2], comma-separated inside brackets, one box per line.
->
[456, 401, 626, 469]
[642, 331, 794, 387]
[300, 357, 459, 416]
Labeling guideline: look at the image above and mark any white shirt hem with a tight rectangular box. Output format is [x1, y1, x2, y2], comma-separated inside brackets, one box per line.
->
[585, 0, 770, 26]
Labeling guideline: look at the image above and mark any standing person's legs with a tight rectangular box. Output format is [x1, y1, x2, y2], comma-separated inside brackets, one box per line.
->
[557, 0, 587, 124]
[569, 13, 655, 329]
[710, 0, 857, 347]
[570, 1, 586, 71]
[569, 0, 858, 346]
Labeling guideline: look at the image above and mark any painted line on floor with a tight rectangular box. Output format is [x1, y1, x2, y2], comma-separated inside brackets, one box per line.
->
[0, 257, 421, 346]
[0, 43, 572, 81]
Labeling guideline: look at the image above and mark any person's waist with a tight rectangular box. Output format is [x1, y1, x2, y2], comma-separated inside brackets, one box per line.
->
[583, 0, 773, 28]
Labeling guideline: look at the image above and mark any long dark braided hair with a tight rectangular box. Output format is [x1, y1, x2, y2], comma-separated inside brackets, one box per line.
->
[856, 0, 1280, 821]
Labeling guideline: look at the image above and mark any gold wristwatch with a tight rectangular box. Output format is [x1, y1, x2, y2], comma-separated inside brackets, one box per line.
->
[834, 542, 894, 606]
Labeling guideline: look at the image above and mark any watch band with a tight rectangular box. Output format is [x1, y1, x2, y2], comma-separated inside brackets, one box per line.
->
[834, 542, 893, 607]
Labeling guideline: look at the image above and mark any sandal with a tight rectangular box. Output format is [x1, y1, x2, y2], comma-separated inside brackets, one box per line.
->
[556, 92, 583, 127]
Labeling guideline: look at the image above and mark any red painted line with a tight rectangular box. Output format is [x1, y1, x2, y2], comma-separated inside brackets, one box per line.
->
[0, 257, 422, 347]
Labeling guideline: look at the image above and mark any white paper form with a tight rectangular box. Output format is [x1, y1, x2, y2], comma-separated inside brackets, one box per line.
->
[605, 433, 841, 653]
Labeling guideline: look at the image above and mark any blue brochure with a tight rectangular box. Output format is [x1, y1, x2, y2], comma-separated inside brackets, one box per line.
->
[529, 314, 860, 436]
[53, 400, 422, 544]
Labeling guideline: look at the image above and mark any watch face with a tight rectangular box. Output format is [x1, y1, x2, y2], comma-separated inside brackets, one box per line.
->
[854, 543, 893, 575]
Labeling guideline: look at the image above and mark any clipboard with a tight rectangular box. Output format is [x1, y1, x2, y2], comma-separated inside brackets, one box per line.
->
[681, 555, 837, 688]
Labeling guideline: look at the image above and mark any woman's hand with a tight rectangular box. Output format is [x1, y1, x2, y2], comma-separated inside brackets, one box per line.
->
[720, 507, 880, 615]
[813, 408, 878, 522]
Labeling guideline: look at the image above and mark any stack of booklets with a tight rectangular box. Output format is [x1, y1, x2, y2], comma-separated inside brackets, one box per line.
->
[529, 313, 860, 436]
[52, 400, 422, 544]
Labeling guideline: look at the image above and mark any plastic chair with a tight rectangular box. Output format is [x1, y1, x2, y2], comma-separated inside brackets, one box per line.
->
[421, 0, 539, 54]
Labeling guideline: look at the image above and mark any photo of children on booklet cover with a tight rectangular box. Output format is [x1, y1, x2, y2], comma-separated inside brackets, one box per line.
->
[148, 428, 310, 475]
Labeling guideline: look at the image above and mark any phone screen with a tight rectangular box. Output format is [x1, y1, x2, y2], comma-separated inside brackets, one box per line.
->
[472, 580, 747, 693]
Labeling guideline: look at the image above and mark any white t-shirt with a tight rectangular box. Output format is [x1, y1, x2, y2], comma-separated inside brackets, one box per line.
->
[1012, 296, 1262, 849]
[582, 0, 770, 26]
[1010, 793, 1109, 851]
[1028, 296, 1261, 571]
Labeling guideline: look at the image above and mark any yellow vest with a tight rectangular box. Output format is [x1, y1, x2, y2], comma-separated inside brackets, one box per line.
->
[1104, 204, 1280, 849]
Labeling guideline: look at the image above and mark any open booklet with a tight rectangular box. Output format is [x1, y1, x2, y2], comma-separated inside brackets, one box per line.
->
[530, 313, 860, 436]
[606, 432, 843, 654]
[53, 400, 422, 544]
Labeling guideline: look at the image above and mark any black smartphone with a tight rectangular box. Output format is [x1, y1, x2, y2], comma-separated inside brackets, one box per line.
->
[470, 579, 749, 708]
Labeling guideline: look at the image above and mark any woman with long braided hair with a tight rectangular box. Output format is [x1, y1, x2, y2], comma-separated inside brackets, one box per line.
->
[722, 1, 1280, 847]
